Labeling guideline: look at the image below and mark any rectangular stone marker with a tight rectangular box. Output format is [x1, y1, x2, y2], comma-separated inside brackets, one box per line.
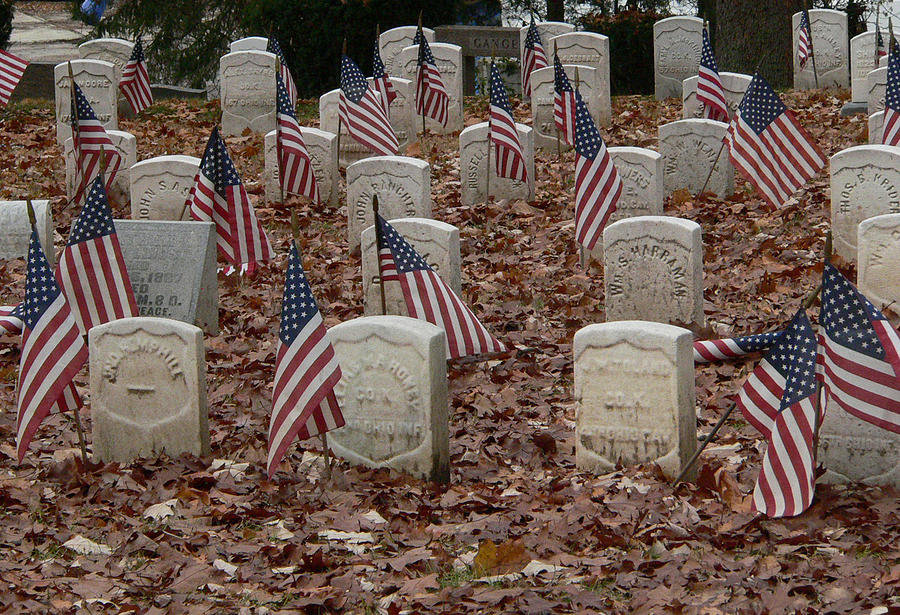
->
[867, 66, 886, 113]
[603, 216, 704, 329]
[459, 121, 534, 205]
[65, 129, 137, 206]
[830, 145, 900, 262]
[346, 156, 432, 250]
[230, 36, 268, 53]
[319, 89, 376, 168]
[682, 72, 752, 119]
[869, 110, 884, 144]
[793, 9, 850, 90]
[519, 21, 574, 97]
[54, 59, 118, 145]
[380, 26, 435, 77]
[79, 38, 134, 82]
[396, 42, 463, 134]
[368, 76, 417, 153]
[114, 220, 218, 334]
[550, 32, 612, 125]
[220, 50, 277, 137]
[858, 213, 900, 317]
[531, 64, 603, 151]
[850, 31, 880, 103]
[0, 200, 53, 264]
[653, 16, 703, 100]
[659, 118, 734, 198]
[574, 321, 696, 480]
[608, 147, 664, 223]
[326, 315, 449, 483]
[89, 317, 209, 463]
[360, 218, 461, 317]
[264, 127, 338, 205]
[129, 155, 201, 221]
[818, 405, 900, 488]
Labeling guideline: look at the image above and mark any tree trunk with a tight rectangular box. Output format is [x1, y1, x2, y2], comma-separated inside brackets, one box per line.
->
[546, 0, 564, 21]
[715, 0, 807, 89]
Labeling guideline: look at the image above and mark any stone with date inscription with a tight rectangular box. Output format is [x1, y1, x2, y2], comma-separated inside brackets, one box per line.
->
[867, 66, 886, 113]
[458, 121, 534, 205]
[360, 218, 460, 316]
[0, 200, 53, 264]
[850, 32, 880, 103]
[129, 155, 201, 221]
[659, 118, 733, 198]
[549, 32, 611, 125]
[519, 21, 574, 97]
[530, 64, 603, 151]
[681, 72, 752, 120]
[89, 317, 209, 463]
[65, 130, 136, 206]
[379, 26, 435, 77]
[653, 16, 702, 100]
[396, 42, 463, 134]
[574, 320, 696, 480]
[793, 9, 849, 90]
[220, 50, 277, 137]
[114, 220, 218, 334]
[858, 214, 900, 318]
[264, 127, 338, 205]
[54, 59, 118, 145]
[326, 315, 449, 483]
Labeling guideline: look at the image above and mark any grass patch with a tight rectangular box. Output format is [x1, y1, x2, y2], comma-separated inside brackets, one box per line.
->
[296, 101, 318, 122]
[583, 576, 631, 600]
[438, 565, 477, 588]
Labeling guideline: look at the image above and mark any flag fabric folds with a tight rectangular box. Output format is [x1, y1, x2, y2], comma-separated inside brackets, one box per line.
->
[0, 49, 28, 106]
[736, 310, 819, 518]
[877, 29, 888, 67]
[376, 215, 504, 359]
[275, 73, 319, 203]
[553, 55, 576, 146]
[798, 10, 812, 70]
[71, 83, 121, 205]
[267, 242, 344, 478]
[724, 74, 825, 208]
[339, 55, 399, 156]
[267, 37, 297, 107]
[372, 39, 397, 117]
[693, 330, 783, 363]
[0, 303, 24, 336]
[522, 18, 548, 98]
[119, 37, 152, 114]
[882, 41, 900, 146]
[697, 28, 728, 122]
[186, 127, 273, 274]
[414, 27, 449, 127]
[489, 62, 528, 182]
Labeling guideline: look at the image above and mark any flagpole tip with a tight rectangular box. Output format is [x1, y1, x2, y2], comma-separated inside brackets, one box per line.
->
[25, 199, 36, 226]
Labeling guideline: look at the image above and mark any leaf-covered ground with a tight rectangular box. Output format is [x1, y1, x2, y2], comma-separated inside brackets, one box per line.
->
[0, 89, 897, 614]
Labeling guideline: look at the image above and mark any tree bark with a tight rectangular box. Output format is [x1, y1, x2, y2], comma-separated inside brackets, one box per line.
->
[546, 0, 564, 21]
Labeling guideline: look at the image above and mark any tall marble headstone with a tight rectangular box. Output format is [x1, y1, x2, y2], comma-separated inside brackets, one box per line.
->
[550, 32, 612, 125]
[681, 72, 752, 120]
[64, 130, 137, 206]
[792, 9, 850, 90]
[607, 147, 664, 223]
[396, 43, 464, 134]
[458, 122, 534, 205]
[850, 31, 880, 104]
[264, 127, 338, 205]
[518, 21, 574, 97]
[0, 200, 53, 264]
[219, 50, 277, 136]
[867, 66, 887, 113]
[54, 59, 118, 145]
[319, 89, 376, 168]
[380, 26, 435, 77]
[530, 64, 603, 150]
[818, 406, 900, 488]
[78, 38, 134, 84]
[869, 110, 885, 144]
[653, 16, 703, 100]
[129, 155, 201, 221]
[659, 119, 733, 198]
[858, 213, 900, 317]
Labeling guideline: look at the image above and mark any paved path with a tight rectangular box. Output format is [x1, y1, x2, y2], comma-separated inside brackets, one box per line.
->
[9, 3, 89, 63]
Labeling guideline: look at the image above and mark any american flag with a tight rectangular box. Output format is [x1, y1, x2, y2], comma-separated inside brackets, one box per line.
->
[817, 263, 900, 434]
[56, 175, 138, 333]
[882, 42, 900, 146]
[490, 62, 527, 182]
[522, 18, 548, 98]
[372, 38, 397, 118]
[573, 90, 621, 252]
[17, 228, 88, 462]
[798, 10, 812, 70]
[119, 37, 152, 114]
[736, 310, 819, 518]
[377, 214, 504, 359]
[267, 37, 297, 107]
[724, 74, 825, 208]
[267, 241, 344, 478]
[186, 127, 273, 274]
[71, 82, 121, 206]
[697, 27, 728, 122]
[414, 26, 449, 127]
[276, 73, 319, 203]
[877, 29, 888, 67]
[339, 55, 398, 156]
[0, 303, 24, 336]
[0, 48, 28, 106]
[553, 55, 576, 146]
[693, 330, 782, 363]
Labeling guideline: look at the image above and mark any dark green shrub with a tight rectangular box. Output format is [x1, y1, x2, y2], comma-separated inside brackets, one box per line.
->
[0, 0, 13, 51]
[582, 10, 666, 96]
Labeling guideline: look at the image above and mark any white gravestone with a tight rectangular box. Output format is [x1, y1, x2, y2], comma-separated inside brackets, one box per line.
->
[264, 127, 338, 205]
[682, 72, 752, 120]
[818, 405, 900, 488]
[230, 36, 268, 53]
[550, 32, 612, 125]
[346, 156, 432, 250]
[850, 32, 880, 103]
[830, 145, 900, 262]
[326, 315, 449, 483]
[0, 200, 53, 264]
[530, 64, 603, 151]
[397, 42, 464, 134]
[858, 214, 900, 317]
[653, 16, 703, 100]
[219, 50, 277, 137]
[89, 317, 209, 463]
[368, 76, 417, 154]
[603, 216, 704, 328]
[792, 9, 850, 90]
[79, 38, 133, 85]
[519, 21, 574, 97]
[574, 321, 696, 480]
[867, 66, 887, 113]
[659, 119, 734, 198]
[129, 155, 201, 221]
[458, 121, 534, 205]
[64, 130, 136, 206]
[869, 110, 885, 144]
[361, 218, 460, 317]
[54, 59, 118, 146]
[319, 89, 376, 168]
[380, 26, 435, 77]
[608, 147, 664, 223]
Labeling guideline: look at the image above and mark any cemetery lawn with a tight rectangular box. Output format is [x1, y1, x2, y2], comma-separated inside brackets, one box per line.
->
[0, 90, 898, 614]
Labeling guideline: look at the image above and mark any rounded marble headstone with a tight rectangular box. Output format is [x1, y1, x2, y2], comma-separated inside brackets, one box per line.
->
[850, 31, 880, 104]
[219, 50, 277, 137]
[65, 130, 137, 206]
[550, 32, 612, 124]
[230, 36, 268, 53]
[129, 155, 201, 221]
[458, 121, 534, 205]
[0, 200, 53, 265]
[653, 16, 703, 100]
[379, 26, 435, 77]
[518, 21, 574, 97]
[857, 213, 900, 317]
[264, 127, 338, 205]
[792, 9, 850, 90]
[54, 59, 118, 146]
[396, 43, 463, 134]
[658, 118, 734, 198]
[682, 72, 752, 120]
[867, 66, 887, 114]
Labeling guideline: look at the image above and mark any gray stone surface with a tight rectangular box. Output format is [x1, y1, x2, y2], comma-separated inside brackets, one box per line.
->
[653, 16, 703, 100]
[230, 36, 268, 53]
[530, 64, 603, 150]
[89, 317, 209, 463]
[319, 89, 377, 168]
[219, 50, 277, 137]
[867, 66, 887, 113]
[129, 155, 201, 221]
[54, 59, 118, 145]
[380, 26, 435, 77]
[840, 101, 868, 116]
[396, 42, 464, 134]
[850, 31, 881, 103]
[458, 121, 534, 205]
[549, 32, 611, 125]
[0, 200, 53, 264]
[818, 405, 900, 488]
[659, 118, 733, 198]
[869, 110, 885, 143]
[78, 38, 133, 84]
[264, 127, 338, 205]
[368, 76, 417, 153]
[65, 130, 136, 206]
[608, 147, 665, 224]
[793, 9, 850, 90]
[435, 25, 519, 57]
[518, 21, 574, 97]
[682, 72, 752, 120]
[858, 213, 900, 317]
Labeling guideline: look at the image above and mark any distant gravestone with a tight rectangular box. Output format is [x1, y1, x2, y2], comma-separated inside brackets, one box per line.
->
[380, 26, 435, 77]
[54, 59, 118, 145]
[0, 200, 53, 264]
[79, 38, 133, 119]
[608, 147, 664, 223]
[114, 220, 218, 334]
[793, 9, 850, 90]
[396, 42, 463, 134]
[368, 76, 417, 153]
[129, 155, 201, 221]
[858, 213, 900, 317]
[346, 156, 432, 250]
[518, 21, 574, 97]
[551, 32, 611, 123]
[682, 72, 752, 120]
[850, 32, 880, 103]
[326, 315, 449, 483]
[574, 320, 696, 480]
[319, 89, 375, 168]
[219, 50, 277, 137]
[869, 110, 885, 144]
[89, 317, 209, 463]
[653, 16, 703, 100]
[264, 127, 338, 205]
[867, 66, 887, 113]
[361, 218, 460, 317]
[64, 129, 136, 206]
[530, 64, 603, 150]
[818, 406, 900, 488]
[458, 121, 534, 205]
[659, 119, 733, 198]
[230, 36, 268, 53]
[830, 145, 900, 262]
[603, 216, 704, 328]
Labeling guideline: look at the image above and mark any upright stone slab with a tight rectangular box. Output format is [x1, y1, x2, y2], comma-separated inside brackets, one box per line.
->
[850, 32, 880, 103]
[346, 156, 432, 249]
[319, 89, 373, 168]
[54, 59, 118, 145]
[360, 218, 460, 317]
[380, 26, 435, 77]
[793, 9, 850, 90]
[79, 38, 134, 83]
[264, 127, 338, 205]
[368, 76, 416, 153]
[867, 66, 887, 113]
[89, 317, 209, 463]
[829, 145, 900, 262]
[682, 72, 752, 119]
[653, 16, 703, 100]
[574, 321, 696, 480]
[396, 43, 463, 134]
[0, 201, 53, 264]
[869, 110, 885, 144]
[531, 64, 603, 150]
[858, 214, 900, 317]
[659, 119, 733, 198]
[818, 406, 900, 487]
[129, 155, 201, 221]
[603, 216, 704, 328]
[550, 32, 611, 124]
[219, 50, 277, 137]
[65, 130, 136, 205]
[326, 316, 449, 483]
[518, 21, 574, 96]
[607, 147, 664, 223]
[114, 220, 218, 334]
[230, 36, 268, 53]
[458, 121, 534, 205]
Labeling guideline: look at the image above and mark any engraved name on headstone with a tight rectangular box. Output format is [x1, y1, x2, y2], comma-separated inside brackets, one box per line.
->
[550, 32, 611, 125]
[659, 118, 734, 198]
[65, 130, 137, 206]
[54, 59, 118, 145]
[459, 121, 534, 205]
[608, 147, 664, 223]
[850, 31, 879, 103]
[0, 200, 53, 264]
[129, 155, 201, 221]
[793, 9, 850, 90]
[653, 16, 703, 100]
[682, 72, 752, 119]
[519, 21, 574, 97]
[220, 50, 277, 137]
[264, 127, 338, 205]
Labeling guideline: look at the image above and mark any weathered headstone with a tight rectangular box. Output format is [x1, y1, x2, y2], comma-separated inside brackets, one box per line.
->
[264, 127, 338, 205]
[608, 147, 664, 223]
[518, 21, 574, 97]
[368, 76, 416, 153]
[550, 32, 612, 124]
[78, 38, 134, 83]
[230, 36, 268, 53]
[319, 89, 388, 168]
[659, 119, 733, 197]
[653, 16, 703, 100]
[89, 317, 209, 463]
[530, 64, 603, 150]
[867, 66, 887, 113]
[869, 110, 885, 144]
[114, 220, 218, 334]
[361, 218, 460, 317]
[219, 50, 277, 137]
[326, 315, 449, 483]
[850, 31, 880, 103]
[830, 145, 900, 262]
[0, 200, 53, 264]
[858, 213, 900, 318]
[603, 216, 704, 328]
[434, 25, 520, 95]
[64, 129, 136, 206]
[380, 26, 435, 77]
[458, 121, 534, 205]
[682, 72, 752, 119]
[396, 42, 463, 134]
[818, 406, 900, 487]
[346, 156, 432, 250]
[574, 320, 696, 480]
[793, 9, 850, 90]
[129, 155, 201, 221]
[54, 59, 118, 145]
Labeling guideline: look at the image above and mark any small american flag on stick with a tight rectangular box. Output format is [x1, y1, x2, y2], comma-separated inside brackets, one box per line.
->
[553, 55, 576, 146]
[0, 48, 28, 106]
[797, 10, 812, 70]
[522, 18, 548, 98]
[489, 62, 527, 182]
[882, 41, 900, 146]
[267, 37, 297, 107]
[414, 25, 449, 127]
[71, 81, 121, 205]
[697, 27, 728, 122]
[276, 73, 319, 203]
[0, 303, 24, 337]
[339, 55, 399, 156]
[693, 330, 782, 363]
[372, 37, 397, 118]
[119, 37, 152, 114]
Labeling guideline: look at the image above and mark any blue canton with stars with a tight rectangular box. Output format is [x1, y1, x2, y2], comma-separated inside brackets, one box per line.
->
[199, 127, 242, 192]
[279, 242, 323, 345]
[490, 62, 513, 115]
[821, 263, 890, 361]
[276, 73, 295, 118]
[69, 176, 116, 243]
[372, 40, 388, 77]
[737, 75, 787, 135]
[23, 228, 62, 330]
[885, 42, 900, 113]
[700, 28, 719, 73]
[799, 11, 811, 38]
[73, 83, 99, 122]
[573, 91, 602, 159]
[377, 215, 432, 274]
[340, 55, 370, 104]
[553, 55, 573, 94]
[128, 37, 145, 64]
[416, 32, 437, 68]
[524, 19, 543, 52]
[266, 37, 288, 64]
[763, 310, 818, 412]
[732, 330, 784, 353]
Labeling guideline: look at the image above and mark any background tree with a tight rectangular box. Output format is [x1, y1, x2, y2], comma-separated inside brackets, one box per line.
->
[0, 0, 13, 50]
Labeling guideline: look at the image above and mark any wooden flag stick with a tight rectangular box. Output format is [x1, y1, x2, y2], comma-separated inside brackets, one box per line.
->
[337, 39, 346, 171]
[554, 40, 561, 160]
[67, 62, 86, 207]
[371, 195, 388, 315]
[807, 12, 820, 89]
[485, 45, 496, 207]
[275, 59, 285, 205]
